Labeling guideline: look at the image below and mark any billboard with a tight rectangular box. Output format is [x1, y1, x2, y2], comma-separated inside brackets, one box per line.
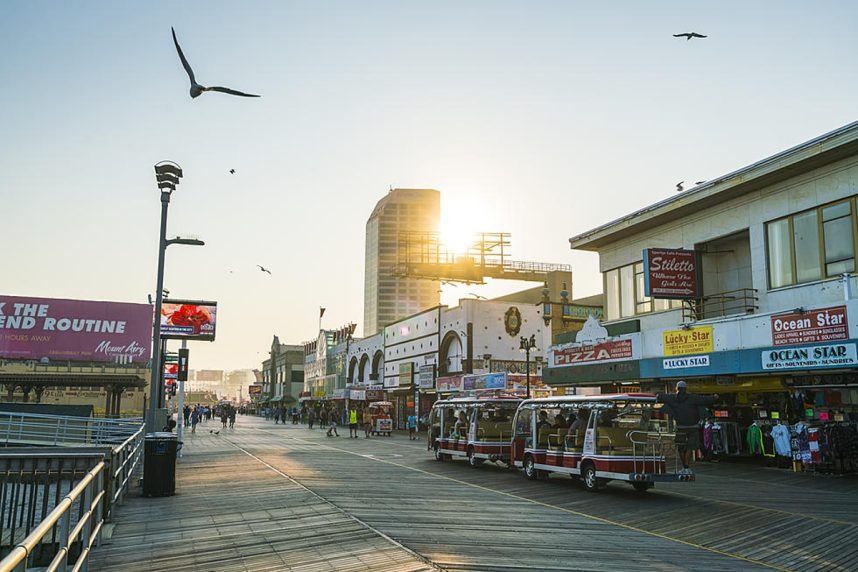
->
[248, 384, 262, 396]
[0, 295, 151, 363]
[771, 306, 847, 347]
[163, 363, 178, 380]
[160, 300, 217, 340]
[643, 248, 700, 299]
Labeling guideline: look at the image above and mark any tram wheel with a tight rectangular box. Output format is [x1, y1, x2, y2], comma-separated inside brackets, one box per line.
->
[467, 447, 484, 468]
[632, 482, 653, 493]
[523, 455, 538, 480]
[582, 464, 605, 492]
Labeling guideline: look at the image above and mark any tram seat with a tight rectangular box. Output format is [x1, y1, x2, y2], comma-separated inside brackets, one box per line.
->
[547, 433, 565, 450]
[477, 422, 504, 440]
[565, 431, 585, 453]
[537, 427, 554, 448]
[596, 427, 634, 455]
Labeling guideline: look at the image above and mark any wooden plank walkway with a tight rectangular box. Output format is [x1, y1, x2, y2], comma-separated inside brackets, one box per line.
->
[89, 433, 433, 571]
[92, 416, 858, 571]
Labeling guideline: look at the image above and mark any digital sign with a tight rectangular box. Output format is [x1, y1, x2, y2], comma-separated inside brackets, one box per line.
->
[159, 300, 217, 341]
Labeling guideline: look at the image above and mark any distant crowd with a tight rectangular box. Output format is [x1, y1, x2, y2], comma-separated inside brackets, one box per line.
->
[182, 402, 242, 433]
[260, 403, 418, 439]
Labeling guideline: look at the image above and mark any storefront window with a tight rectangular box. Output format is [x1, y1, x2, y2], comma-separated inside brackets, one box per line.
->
[766, 197, 856, 288]
[767, 217, 793, 288]
[823, 201, 855, 275]
[605, 268, 619, 321]
[793, 209, 821, 283]
[604, 262, 681, 319]
[620, 264, 634, 318]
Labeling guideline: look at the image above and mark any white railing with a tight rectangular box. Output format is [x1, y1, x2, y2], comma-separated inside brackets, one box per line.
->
[0, 423, 145, 572]
[0, 412, 141, 448]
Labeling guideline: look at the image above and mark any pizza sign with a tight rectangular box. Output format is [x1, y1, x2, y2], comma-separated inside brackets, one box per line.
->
[643, 248, 700, 299]
[551, 338, 636, 367]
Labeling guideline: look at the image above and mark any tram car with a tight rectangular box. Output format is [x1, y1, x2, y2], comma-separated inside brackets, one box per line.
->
[428, 396, 522, 467]
[509, 393, 694, 492]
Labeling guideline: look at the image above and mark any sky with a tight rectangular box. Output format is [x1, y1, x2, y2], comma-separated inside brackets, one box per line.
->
[1, 1, 857, 371]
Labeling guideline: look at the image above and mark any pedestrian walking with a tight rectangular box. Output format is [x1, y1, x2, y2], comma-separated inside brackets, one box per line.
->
[308, 408, 316, 429]
[320, 407, 329, 428]
[228, 406, 236, 429]
[326, 411, 340, 437]
[274, 408, 281, 424]
[183, 405, 190, 428]
[407, 411, 418, 440]
[362, 407, 373, 438]
[191, 407, 200, 433]
[221, 409, 228, 429]
[349, 408, 359, 438]
[656, 380, 718, 475]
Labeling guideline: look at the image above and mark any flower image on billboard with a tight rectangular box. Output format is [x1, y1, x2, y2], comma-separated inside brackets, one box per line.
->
[0, 295, 152, 363]
[160, 300, 217, 340]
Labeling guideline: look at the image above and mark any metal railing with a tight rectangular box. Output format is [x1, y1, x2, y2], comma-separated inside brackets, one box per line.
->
[0, 423, 145, 572]
[682, 287, 759, 321]
[627, 430, 681, 475]
[0, 412, 141, 448]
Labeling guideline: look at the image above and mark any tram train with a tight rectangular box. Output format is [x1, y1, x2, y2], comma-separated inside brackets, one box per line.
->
[428, 393, 694, 492]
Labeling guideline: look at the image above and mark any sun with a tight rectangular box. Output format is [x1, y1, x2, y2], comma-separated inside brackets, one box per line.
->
[439, 223, 474, 255]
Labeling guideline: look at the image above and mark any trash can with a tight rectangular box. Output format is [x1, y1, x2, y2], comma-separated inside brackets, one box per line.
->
[143, 432, 180, 497]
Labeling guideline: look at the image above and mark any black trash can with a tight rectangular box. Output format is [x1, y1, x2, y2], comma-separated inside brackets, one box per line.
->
[143, 432, 180, 497]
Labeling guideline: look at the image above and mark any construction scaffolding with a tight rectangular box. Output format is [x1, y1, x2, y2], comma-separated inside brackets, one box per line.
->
[394, 231, 571, 285]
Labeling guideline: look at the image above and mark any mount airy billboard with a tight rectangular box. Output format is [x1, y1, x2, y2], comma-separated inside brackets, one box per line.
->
[0, 295, 152, 364]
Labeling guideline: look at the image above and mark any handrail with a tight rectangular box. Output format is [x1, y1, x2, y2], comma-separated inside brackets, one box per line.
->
[0, 411, 140, 448]
[0, 461, 105, 572]
[0, 421, 145, 571]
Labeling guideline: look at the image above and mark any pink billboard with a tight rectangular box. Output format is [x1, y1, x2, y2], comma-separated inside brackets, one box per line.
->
[0, 295, 152, 363]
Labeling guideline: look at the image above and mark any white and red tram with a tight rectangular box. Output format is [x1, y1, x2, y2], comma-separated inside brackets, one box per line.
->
[428, 396, 522, 467]
[509, 393, 693, 492]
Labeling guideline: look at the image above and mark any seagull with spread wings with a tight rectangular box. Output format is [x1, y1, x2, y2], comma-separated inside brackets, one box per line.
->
[257, 265, 272, 275]
[673, 32, 708, 41]
[676, 181, 685, 192]
[172, 27, 261, 99]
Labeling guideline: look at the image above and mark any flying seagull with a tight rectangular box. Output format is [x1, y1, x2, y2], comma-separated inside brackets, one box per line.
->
[229, 169, 236, 174]
[171, 27, 261, 99]
[673, 32, 707, 41]
[676, 181, 685, 192]
[468, 293, 487, 300]
[695, 180, 706, 185]
[257, 265, 272, 275]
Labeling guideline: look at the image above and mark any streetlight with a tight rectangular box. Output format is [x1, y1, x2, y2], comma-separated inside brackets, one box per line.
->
[147, 161, 205, 433]
[519, 334, 537, 399]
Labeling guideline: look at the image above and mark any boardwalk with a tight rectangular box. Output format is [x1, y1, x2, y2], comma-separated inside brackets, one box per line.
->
[91, 416, 858, 571]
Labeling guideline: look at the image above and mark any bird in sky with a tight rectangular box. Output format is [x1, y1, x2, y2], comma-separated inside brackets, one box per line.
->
[676, 181, 685, 192]
[695, 180, 706, 185]
[257, 265, 272, 275]
[229, 169, 236, 175]
[468, 293, 487, 300]
[673, 32, 708, 41]
[171, 27, 261, 99]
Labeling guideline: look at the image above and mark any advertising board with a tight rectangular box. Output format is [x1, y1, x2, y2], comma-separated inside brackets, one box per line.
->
[643, 248, 700, 299]
[761, 342, 857, 371]
[771, 306, 847, 347]
[160, 300, 217, 341]
[399, 362, 414, 386]
[163, 363, 178, 380]
[463, 372, 507, 391]
[662, 326, 713, 356]
[418, 364, 435, 389]
[248, 384, 262, 396]
[436, 375, 464, 393]
[551, 335, 640, 368]
[0, 295, 151, 363]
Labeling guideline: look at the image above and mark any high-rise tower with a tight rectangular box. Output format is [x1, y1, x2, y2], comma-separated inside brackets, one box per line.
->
[364, 188, 440, 335]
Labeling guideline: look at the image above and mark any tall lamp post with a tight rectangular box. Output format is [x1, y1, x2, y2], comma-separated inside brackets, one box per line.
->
[147, 162, 205, 433]
[519, 334, 537, 399]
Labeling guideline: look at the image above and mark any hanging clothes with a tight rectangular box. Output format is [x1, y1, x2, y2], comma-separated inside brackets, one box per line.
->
[703, 422, 713, 451]
[747, 423, 764, 455]
[711, 422, 724, 453]
[771, 423, 791, 457]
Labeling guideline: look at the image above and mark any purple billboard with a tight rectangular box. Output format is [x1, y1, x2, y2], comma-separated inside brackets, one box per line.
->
[0, 295, 152, 363]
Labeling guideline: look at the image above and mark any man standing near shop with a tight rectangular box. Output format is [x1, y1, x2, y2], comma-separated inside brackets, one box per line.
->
[656, 380, 718, 476]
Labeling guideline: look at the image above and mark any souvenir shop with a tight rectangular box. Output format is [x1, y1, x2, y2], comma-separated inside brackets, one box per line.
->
[640, 373, 858, 474]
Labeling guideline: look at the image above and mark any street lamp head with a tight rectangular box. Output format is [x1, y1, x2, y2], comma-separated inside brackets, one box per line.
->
[155, 162, 182, 195]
